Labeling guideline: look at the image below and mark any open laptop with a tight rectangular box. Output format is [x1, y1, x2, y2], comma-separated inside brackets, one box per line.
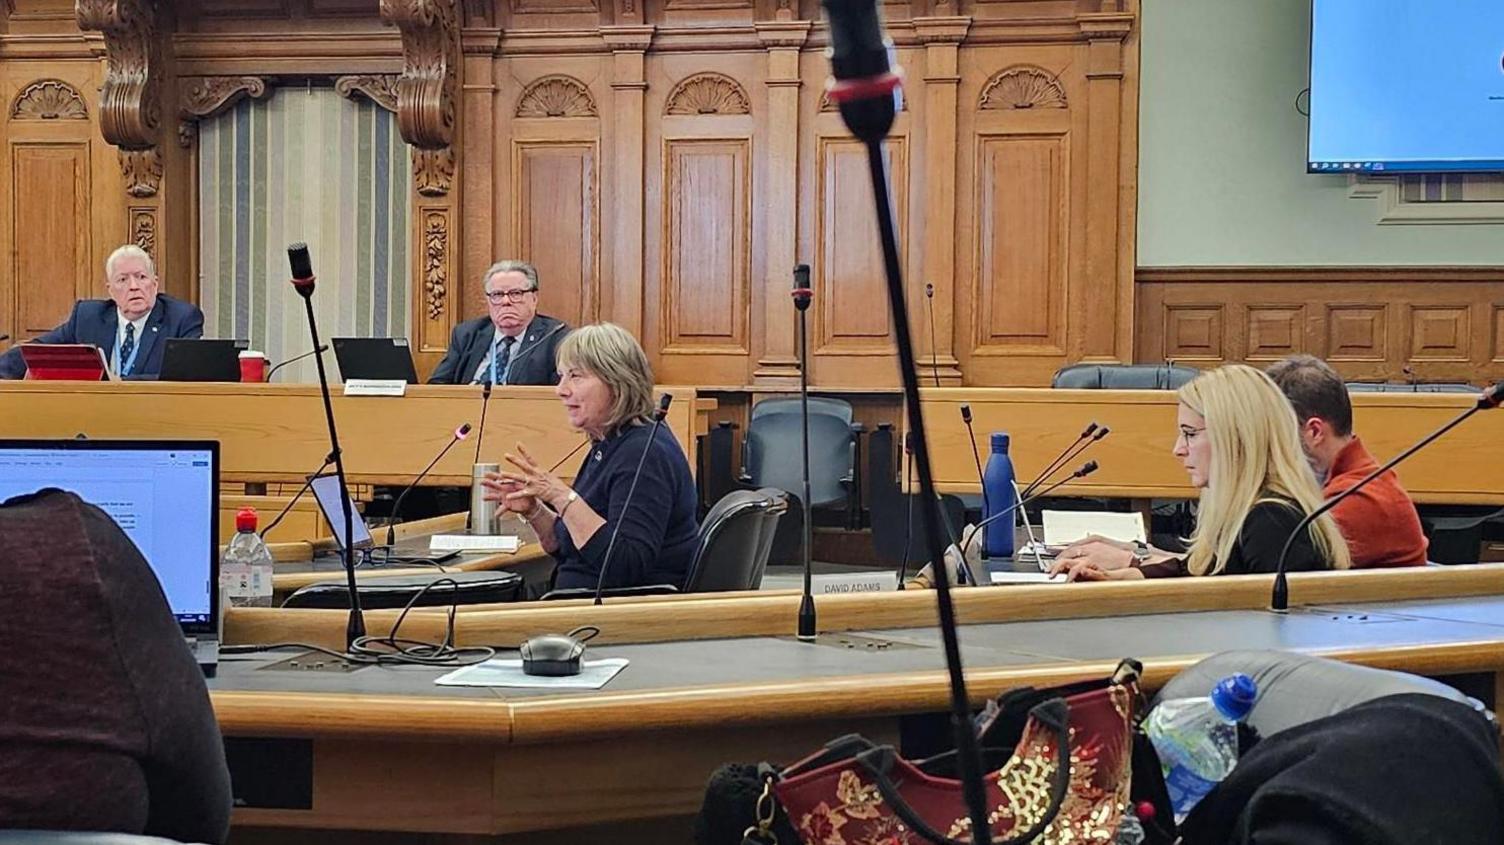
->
[333, 337, 419, 384]
[161, 338, 248, 382]
[0, 439, 221, 676]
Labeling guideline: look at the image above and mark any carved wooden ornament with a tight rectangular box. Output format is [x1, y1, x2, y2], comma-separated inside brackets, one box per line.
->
[516, 76, 597, 118]
[178, 76, 273, 147]
[665, 73, 750, 116]
[76, 0, 161, 149]
[381, 0, 460, 149]
[335, 74, 400, 113]
[979, 66, 1068, 110]
[11, 79, 88, 120]
[423, 210, 448, 319]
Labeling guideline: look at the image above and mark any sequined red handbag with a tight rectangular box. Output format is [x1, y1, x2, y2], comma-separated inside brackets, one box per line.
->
[757, 661, 1140, 845]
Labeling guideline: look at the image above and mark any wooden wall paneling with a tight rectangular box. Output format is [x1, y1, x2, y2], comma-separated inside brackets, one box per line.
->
[750, 21, 809, 386]
[508, 70, 602, 329]
[601, 26, 653, 336]
[460, 27, 500, 358]
[645, 59, 760, 385]
[10, 142, 92, 329]
[913, 16, 969, 387]
[1135, 268, 1504, 384]
[1076, 11, 1134, 363]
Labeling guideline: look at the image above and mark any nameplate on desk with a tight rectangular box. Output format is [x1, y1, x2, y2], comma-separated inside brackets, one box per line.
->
[430, 534, 520, 553]
[813, 572, 896, 595]
[343, 379, 408, 397]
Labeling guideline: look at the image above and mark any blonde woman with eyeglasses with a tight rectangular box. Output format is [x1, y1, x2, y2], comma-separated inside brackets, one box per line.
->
[1051, 364, 1351, 581]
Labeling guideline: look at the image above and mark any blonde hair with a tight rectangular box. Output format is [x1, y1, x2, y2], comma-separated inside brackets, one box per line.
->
[555, 323, 655, 433]
[1178, 365, 1351, 575]
[104, 244, 155, 280]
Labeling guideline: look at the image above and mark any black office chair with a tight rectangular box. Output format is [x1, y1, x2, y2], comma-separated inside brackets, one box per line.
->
[682, 488, 788, 593]
[1051, 363, 1200, 390]
[1345, 381, 1481, 393]
[280, 570, 524, 608]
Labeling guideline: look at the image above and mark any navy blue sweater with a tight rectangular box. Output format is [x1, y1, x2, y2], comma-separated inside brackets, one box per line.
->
[551, 421, 700, 591]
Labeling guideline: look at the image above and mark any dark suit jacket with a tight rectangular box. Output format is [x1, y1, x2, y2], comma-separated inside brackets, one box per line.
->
[0, 293, 205, 380]
[427, 313, 568, 386]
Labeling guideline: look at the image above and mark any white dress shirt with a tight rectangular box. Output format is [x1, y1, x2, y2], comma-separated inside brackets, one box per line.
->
[111, 310, 150, 376]
[469, 322, 530, 384]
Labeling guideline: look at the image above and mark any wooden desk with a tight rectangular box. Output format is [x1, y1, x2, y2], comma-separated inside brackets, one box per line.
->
[0, 381, 713, 487]
[905, 387, 1504, 504]
[212, 569, 1504, 840]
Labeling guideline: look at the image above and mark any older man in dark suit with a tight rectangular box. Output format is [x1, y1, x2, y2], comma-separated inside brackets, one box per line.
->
[428, 260, 569, 386]
[0, 245, 204, 380]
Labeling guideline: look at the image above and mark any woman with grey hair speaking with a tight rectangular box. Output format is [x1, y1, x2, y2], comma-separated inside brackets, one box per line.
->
[483, 323, 699, 591]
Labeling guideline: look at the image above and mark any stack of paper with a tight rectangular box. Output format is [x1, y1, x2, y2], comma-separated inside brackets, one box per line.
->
[1041, 511, 1146, 546]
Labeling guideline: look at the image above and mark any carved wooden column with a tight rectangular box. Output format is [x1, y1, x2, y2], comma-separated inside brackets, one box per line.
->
[459, 28, 500, 307]
[601, 25, 653, 336]
[752, 20, 809, 385]
[76, 0, 165, 264]
[1077, 12, 1134, 363]
[177, 76, 273, 148]
[914, 16, 969, 385]
[383, 0, 462, 364]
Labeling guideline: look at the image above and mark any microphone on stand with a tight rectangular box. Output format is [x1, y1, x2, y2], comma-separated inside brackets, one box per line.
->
[1021, 424, 1107, 500]
[821, 0, 989, 836]
[287, 242, 365, 650]
[793, 264, 817, 641]
[385, 423, 473, 548]
[260, 451, 336, 540]
[473, 381, 493, 466]
[592, 393, 674, 605]
[960, 405, 989, 561]
[960, 461, 1100, 559]
[925, 283, 941, 389]
[1271, 383, 1504, 611]
[265, 344, 329, 381]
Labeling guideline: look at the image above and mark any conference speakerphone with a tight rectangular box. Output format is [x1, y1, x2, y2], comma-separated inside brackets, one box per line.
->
[0, 439, 222, 676]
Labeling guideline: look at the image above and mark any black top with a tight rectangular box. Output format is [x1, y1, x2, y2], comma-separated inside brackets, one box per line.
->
[1143, 497, 1329, 578]
[0, 294, 205, 380]
[427, 313, 568, 386]
[0, 490, 231, 842]
[552, 422, 700, 591]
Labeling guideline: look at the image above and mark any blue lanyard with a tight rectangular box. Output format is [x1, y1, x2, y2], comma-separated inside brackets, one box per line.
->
[113, 323, 142, 376]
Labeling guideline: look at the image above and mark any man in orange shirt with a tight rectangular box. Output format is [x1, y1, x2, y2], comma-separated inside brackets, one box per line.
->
[1267, 355, 1428, 567]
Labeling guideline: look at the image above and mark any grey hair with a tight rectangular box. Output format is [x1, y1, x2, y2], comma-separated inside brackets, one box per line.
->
[482, 260, 539, 292]
[555, 323, 656, 432]
[105, 244, 155, 280]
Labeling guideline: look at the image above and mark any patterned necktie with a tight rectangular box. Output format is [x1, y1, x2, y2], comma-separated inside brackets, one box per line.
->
[119, 323, 136, 376]
[494, 335, 518, 385]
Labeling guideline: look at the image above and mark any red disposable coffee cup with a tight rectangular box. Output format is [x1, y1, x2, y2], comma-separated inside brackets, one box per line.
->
[239, 350, 267, 382]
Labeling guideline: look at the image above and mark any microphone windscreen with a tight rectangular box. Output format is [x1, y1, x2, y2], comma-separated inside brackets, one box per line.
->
[655, 393, 674, 420]
[960, 404, 972, 423]
[793, 264, 811, 289]
[925, 283, 934, 298]
[822, 0, 890, 80]
[287, 243, 313, 280]
[1081, 421, 1098, 438]
[456, 423, 473, 439]
[1093, 426, 1111, 440]
[1078, 460, 1099, 476]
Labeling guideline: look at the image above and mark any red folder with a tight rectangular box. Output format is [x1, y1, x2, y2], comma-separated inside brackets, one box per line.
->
[20, 343, 109, 381]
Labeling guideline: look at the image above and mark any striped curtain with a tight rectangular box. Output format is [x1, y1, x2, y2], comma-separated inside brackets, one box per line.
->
[198, 87, 411, 383]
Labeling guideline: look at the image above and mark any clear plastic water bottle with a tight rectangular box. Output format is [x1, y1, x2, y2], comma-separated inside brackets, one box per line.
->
[1112, 810, 1145, 845]
[1144, 673, 1257, 822]
[222, 507, 275, 607]
[982, 432, 1018, 557]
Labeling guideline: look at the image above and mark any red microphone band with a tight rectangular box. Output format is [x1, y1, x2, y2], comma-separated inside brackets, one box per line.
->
[791, 287, 814, 298]
[825, 71, 903, 104]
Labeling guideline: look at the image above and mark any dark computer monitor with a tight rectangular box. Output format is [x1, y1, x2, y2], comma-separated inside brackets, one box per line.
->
[160, 338, 248, 382]
[333, 337, 419, 384]
[0, 439, 220, 637]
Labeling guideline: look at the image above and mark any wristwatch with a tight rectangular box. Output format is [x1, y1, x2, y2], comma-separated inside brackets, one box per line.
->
[557, 490, 579, 516]
[1130, 540, 1152, 566]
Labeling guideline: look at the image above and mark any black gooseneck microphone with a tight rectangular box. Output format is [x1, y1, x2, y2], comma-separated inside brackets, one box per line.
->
[924, 283, 941, 388]
[1271, 383, 1504, 611]
[591, 393, 674, 606]
[793, 264, 818, 640]
[960, 404, 989, 561]
[265, 344, 328, 381]
[473, 381, 493, 466]
[385, 423, 473, 548]
[961, 461, 1101, 560]
[287, 242, 365, 649]
[820, 1, 990, 839]
[259, 451, 336, 540]
[1021, 424, 1108, 500]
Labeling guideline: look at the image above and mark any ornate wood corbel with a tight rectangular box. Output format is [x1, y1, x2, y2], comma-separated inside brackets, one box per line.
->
[381, 0, 460, 196]
[334, 74, 400, 113]
[177, 76, 273, 147]
[77, 0, 164, 196]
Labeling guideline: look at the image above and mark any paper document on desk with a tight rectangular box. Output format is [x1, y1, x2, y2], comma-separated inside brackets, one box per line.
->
[435, 658, 628, 689]
[990, 571, 1064, 585]
[1041, 511, 1146, 546]
[430, 534, 520, 553]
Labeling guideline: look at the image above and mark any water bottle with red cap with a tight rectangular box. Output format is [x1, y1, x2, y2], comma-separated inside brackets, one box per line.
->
[222, 507, 274, 607]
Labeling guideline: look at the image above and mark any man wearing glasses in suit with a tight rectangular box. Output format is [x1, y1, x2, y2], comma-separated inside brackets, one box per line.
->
[428, 260, 569, 386]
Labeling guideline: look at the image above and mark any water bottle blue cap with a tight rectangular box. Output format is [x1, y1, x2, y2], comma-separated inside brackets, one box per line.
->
[1211, 673, 1257, 721]
[990, 432, 1010, 451]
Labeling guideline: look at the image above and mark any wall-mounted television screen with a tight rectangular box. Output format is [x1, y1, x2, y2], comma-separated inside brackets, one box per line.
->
[1308, 0, 1504, 174]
